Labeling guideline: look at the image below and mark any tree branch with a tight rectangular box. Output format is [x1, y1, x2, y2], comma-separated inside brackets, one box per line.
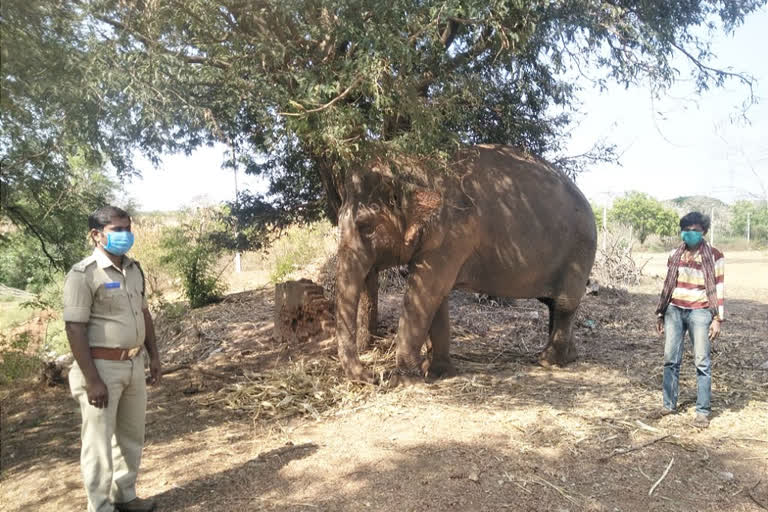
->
[5, 205, 63, 269]
[278, 76, 364, 116]
[416, 27, 494, 95]
[671, 41, 754, 92]
[94, 15, 231, 70]
[440, 19, 459, 48]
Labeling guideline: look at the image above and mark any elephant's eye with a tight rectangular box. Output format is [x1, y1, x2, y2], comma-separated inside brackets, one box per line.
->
[357, 220, 375, 236]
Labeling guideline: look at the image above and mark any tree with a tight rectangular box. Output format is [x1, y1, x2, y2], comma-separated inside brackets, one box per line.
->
[609, 192, 679, 244]
[160, 207, 232, 308]
[0, 152, 124, 289]
[731, 200, 768, 242]
[1, 1, 137, 279]
[3, 0, 764, 304]
[591, 202, 605, 232]
[4, 1, 764, 229]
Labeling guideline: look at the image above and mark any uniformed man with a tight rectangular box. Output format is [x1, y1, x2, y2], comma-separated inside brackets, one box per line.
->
[64, 206, 161, 512]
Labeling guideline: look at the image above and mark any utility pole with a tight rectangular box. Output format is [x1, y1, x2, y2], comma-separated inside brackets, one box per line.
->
[602, 203, 607, 253]
[233, 142, 241, 273]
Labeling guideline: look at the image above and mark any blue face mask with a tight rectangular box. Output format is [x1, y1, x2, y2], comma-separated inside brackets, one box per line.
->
[681, 230, 703, 248]
[102, 231, 134, 256]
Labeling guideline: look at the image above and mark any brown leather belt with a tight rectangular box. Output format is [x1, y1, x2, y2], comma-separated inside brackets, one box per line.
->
[90, 346, 143, 361]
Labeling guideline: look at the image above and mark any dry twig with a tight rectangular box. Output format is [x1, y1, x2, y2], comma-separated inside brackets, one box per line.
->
[533, 475, 581, 506]
[649, 457, 674, 496]
[748, 480, 768, 511]
[600, 434, 671, 461]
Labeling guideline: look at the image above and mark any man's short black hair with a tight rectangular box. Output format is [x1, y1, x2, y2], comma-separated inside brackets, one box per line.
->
[680, 211, 710, 232]
[88, 206, 130, 231]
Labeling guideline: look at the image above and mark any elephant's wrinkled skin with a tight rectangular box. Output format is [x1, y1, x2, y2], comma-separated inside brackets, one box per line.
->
[335, 145, 597, 383]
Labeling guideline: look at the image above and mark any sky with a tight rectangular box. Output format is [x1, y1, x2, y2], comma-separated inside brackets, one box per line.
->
[126, 8, 768, 211]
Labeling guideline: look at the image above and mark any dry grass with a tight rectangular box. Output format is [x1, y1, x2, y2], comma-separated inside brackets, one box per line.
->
[2, 250, 766, 512]
[195, 359, 375, 421]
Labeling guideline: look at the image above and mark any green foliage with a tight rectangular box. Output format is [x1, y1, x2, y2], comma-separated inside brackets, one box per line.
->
[731, 200, 768, 242]
[0, 150, 127, 290]
[0, 295, 35, 332]
[41, 319, 69, 358]
[591, 202, 605, 231]
[4, 0, 762, 243]
[154, 300, 189, 323]
[0, 351, 42, 384]
[160, 207, 232, 308]
[268, 222, 336, 284]
[609, 192, 680, 244]
[130, 215, 178, 300]
[20, 275, 65, 311]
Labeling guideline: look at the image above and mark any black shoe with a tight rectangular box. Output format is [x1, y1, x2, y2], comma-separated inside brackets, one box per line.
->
[648, 408, 675, 420]
[115, 497, 156, 512]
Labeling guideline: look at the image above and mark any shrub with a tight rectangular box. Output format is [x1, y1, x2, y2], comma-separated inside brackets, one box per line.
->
[130, 214, 177, 301]
[161, 207, 232, 308]
[0, 351, 42, 384]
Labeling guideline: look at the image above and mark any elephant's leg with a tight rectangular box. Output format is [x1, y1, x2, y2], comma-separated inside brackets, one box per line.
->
[538, 301, 579, 367]
[356, 269, 378, 352]
[538, 297, 555, 336]
[426, 299, 457, 380]
[392, 256, 462, 384]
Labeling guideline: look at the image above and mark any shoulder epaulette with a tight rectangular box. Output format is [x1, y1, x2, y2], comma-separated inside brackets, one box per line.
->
[72, 256, 97, 273]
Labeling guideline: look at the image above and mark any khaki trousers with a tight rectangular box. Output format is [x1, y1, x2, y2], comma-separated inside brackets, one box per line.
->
[69, 356, 147, 512]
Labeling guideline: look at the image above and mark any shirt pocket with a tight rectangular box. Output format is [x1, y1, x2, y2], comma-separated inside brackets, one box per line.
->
[127, 282, 145, 311]
[94, 285, 127, 314]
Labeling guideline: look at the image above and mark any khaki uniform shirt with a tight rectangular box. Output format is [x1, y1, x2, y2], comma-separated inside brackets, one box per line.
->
[63, 249, 147, 349]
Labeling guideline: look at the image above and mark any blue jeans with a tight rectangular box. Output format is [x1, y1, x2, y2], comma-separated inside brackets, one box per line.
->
[663, 305, 712, 416]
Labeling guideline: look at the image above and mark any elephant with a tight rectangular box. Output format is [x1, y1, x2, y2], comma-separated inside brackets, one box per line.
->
[335, 145, 597, 383]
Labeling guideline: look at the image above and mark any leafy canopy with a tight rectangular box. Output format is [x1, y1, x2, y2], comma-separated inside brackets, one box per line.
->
[2, 0, 764, 254]
[730, 200, 768, 242]
[0, 152, 124, 288]
[609, 191, 679, 244]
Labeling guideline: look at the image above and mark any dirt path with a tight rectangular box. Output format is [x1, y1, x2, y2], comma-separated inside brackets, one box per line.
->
[2, 253, 767, 511]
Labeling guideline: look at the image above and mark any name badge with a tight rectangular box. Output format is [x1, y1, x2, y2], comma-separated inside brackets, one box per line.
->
[104, 282, 121, 289]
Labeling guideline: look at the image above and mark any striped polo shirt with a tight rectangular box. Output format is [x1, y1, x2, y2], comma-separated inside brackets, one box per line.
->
[667, 247, 725, 320]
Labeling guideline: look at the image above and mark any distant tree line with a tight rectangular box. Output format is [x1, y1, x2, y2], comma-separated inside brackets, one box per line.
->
[592, 192, 768, 246]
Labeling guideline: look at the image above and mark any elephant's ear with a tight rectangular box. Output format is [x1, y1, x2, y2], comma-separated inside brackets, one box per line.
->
[404, 188, 442, 247]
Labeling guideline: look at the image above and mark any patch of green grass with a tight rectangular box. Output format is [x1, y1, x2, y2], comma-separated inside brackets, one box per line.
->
[156, 299, 189, 322]
[42, 319, 70, 357]
[0, 351, 42, 384]
[0, 298, 36, 331]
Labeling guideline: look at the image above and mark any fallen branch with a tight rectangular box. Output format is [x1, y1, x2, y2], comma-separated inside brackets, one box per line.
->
[533, 475, 580, 506]
[635, 420, 662, 433]
[649, 457, 674, 496]
[161, 363, 190, 376]
[600, 434, 671, 461]
[748, 480, 768, 511]
[193, 366, 233, 380]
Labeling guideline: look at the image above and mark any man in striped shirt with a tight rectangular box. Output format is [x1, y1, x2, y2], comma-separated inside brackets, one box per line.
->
[653, 211, 724, 428]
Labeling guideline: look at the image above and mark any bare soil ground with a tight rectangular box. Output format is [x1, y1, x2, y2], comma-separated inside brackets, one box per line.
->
[2, 251, 767, 512]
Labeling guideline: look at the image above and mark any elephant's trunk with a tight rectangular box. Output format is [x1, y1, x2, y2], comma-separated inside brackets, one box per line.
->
[335, 247, 372, 381]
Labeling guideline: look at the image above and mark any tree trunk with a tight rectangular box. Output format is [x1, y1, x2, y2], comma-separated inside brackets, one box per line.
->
[356, 269, 378, 351]
[312, 152, 343, 224]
